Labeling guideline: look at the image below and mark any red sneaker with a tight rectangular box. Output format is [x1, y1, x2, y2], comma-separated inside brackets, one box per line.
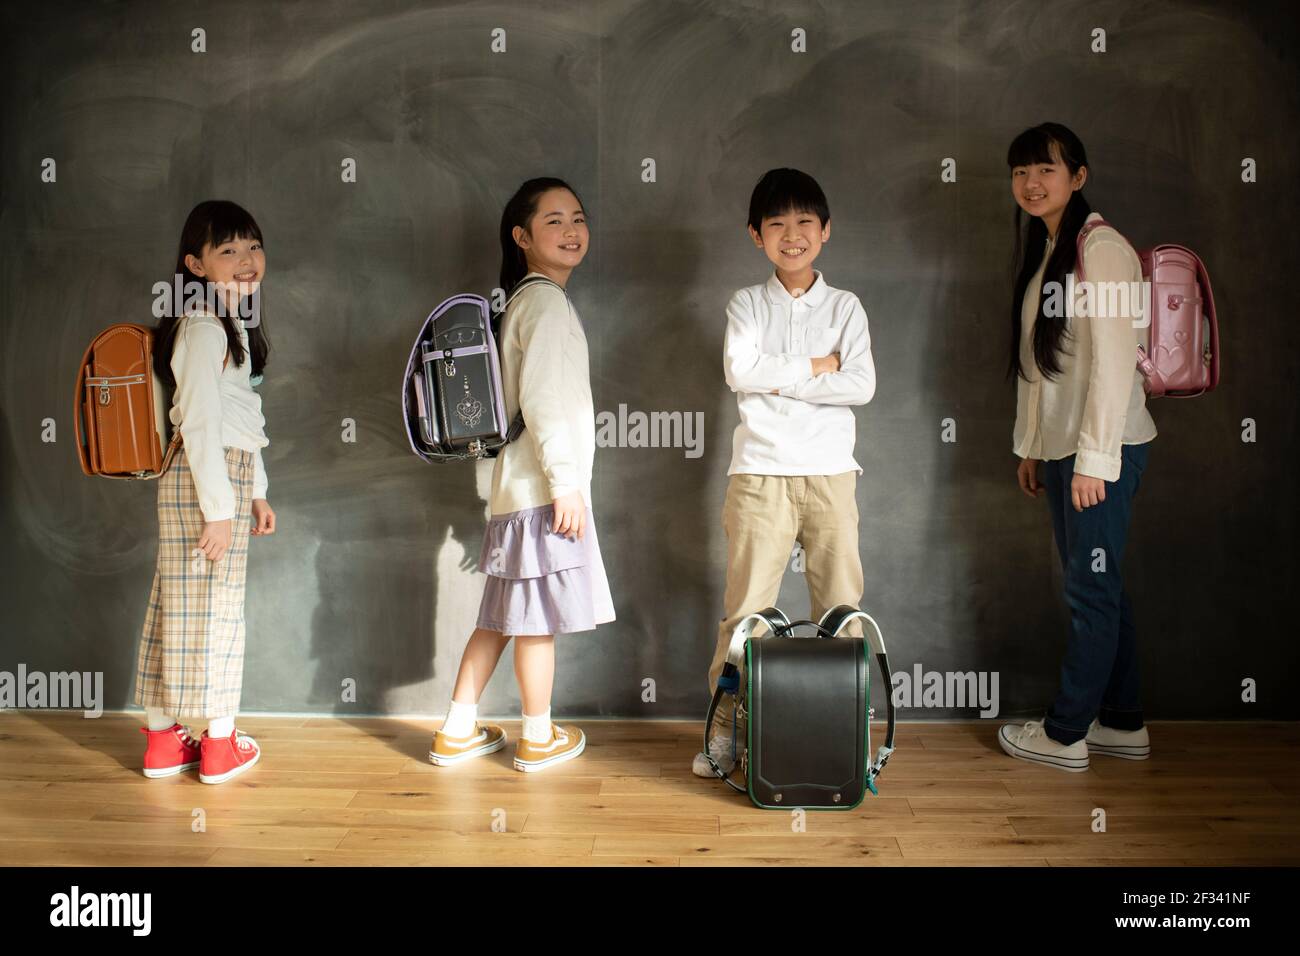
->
[140, 724, 201, 778]
[199, 729, 261, 784]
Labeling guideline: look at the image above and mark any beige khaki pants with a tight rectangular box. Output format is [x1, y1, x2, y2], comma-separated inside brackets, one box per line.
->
[708, 472, 865, 736]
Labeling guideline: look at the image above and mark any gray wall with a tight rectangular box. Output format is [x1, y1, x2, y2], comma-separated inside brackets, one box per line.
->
[2, 0, 1296, 721]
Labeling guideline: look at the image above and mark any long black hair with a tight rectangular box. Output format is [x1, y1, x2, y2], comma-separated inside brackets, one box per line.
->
[497, 177, 586, 296]
[153, 200, 271, 387]
[1006, 123, 1092, 383]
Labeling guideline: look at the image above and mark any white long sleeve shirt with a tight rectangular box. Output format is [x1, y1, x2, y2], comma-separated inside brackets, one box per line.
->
[1012, 211, 1157, 481]
[723, 269, 876, 476]
[488, 273, 596, 514]
[169, 311, 270, 521]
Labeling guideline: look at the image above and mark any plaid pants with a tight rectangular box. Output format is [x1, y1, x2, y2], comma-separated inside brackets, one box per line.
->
[134, 446, 254, 719]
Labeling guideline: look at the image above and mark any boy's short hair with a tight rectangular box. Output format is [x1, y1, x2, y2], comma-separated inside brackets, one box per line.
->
[747, 168, 830, 233]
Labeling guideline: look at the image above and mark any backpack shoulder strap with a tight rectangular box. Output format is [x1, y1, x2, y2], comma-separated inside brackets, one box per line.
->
[1073, 217, 1121, 284]
[820, 604, 897, 791]
[503, 273, 567, 309]
[495, 275, 574, 442]
[702, 606, 791, 791]
[73, 336, 97, 476]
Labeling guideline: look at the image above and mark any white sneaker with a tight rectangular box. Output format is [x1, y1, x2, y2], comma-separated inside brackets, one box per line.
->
[1085, 718, 1151, 759]
[998, 719, 1089, 772]
[692, 730, 743, 778]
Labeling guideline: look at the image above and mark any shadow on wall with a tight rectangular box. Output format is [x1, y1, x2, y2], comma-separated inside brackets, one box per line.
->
[303, 317, 489, 725]
[579, 239, 725, 722]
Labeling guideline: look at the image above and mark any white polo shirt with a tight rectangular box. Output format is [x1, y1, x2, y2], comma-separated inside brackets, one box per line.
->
[723, 269, 876, 476]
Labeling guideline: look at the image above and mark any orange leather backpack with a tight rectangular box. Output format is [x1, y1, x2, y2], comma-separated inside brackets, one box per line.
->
[74, 323, 227, 479]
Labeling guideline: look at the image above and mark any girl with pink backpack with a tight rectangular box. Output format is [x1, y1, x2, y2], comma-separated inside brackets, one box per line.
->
[997, 123, 1158, 772]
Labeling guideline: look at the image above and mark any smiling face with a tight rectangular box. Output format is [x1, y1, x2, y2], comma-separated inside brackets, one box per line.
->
[185, 233, 265, 315]
[513, 188, 588, 281]
[1010, 140, 1087, 237]
[750, 206, 829, 280]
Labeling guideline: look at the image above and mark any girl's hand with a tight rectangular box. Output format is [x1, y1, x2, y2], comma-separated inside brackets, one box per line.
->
[251, 498, 276, 536]
[1070, 474, 1106, 512]
[1017, 457, 1043, 498]
[198, 518, 233, 562]
[551, 490, 586, 541]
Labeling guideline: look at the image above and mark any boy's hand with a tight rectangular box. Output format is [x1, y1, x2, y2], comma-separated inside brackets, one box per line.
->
[197, 518, 233, 562]
[771, 353, 842, 392]
[811, 353, 841, 376]
[551, 490, 586, 541]
[251, 498, 276, 535]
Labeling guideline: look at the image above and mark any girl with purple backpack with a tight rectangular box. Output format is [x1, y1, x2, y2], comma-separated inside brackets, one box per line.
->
[996, 123, 1158, 772]
[429, 177, 615, 772]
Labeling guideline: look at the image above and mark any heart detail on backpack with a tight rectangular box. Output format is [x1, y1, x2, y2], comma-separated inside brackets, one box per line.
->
[1156, 345, 1189, 374]
[1174, 329, 1188, 344]
[456, 395, 484, 428]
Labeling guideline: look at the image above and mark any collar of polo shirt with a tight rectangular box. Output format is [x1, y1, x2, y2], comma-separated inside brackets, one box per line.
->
[762, 269, 829, 309]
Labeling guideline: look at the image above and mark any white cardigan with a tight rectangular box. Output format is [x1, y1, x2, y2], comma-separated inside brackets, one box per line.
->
[169, 312, 269, 521]
[487, 273, 595, 515]
[1012, 212, 1158, 480]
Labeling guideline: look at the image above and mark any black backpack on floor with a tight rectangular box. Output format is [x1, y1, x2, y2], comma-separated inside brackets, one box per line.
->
[704, 604, 897, 810]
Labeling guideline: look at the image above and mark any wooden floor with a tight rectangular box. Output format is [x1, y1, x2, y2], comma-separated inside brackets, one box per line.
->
[0, 713, 1297, 866]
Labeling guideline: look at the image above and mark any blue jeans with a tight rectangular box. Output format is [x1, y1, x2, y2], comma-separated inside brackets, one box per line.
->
[1039, 441, 1151, 745]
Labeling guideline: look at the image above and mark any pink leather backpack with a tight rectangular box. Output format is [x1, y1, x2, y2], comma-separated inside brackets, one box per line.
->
[1075, 219, 1220, 398]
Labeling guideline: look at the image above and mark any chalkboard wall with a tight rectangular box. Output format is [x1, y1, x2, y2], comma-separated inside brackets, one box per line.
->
[2, 0, 1296, 722]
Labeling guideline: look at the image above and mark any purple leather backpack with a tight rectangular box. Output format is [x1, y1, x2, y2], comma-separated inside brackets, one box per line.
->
[403, 275, 562, 463]
[1075, 219, 1220, 398]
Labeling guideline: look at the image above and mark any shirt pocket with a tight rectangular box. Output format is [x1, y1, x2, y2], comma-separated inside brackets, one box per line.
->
[805, 327, 842, 357]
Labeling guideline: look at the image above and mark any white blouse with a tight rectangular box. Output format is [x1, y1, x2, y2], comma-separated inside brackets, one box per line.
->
[1012, 212, 1157, 481]
[169, 312, 269, 521]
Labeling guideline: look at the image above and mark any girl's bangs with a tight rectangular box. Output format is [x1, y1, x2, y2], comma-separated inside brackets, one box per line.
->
[204, 204, 263, 249]
[1007, 129, 1060, 169]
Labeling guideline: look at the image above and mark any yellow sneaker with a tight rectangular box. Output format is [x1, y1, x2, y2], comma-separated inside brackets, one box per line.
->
[429, 722, 507, 766]
[513, 723, 585, 773]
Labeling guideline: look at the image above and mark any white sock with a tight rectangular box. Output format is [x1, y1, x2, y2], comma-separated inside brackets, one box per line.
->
[208, 716, 235, 740]
[443, 698, 478, 737]
[522, 708, 552, 743]
[145, 707, 175, 732]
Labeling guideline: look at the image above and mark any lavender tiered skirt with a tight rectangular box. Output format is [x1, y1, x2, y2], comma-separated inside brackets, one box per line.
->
[475, 504, 616, 636]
